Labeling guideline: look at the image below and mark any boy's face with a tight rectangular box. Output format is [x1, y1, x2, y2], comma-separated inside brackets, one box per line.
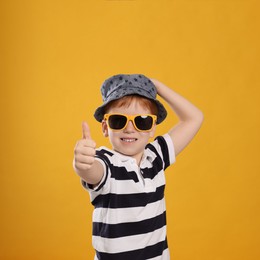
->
[102, 99, 156, 164]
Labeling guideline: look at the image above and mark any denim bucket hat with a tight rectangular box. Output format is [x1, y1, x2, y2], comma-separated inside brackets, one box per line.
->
[94, 74, 167, 124]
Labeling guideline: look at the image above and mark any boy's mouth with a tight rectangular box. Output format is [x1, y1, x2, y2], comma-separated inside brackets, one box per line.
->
[120, 138, 137, 143]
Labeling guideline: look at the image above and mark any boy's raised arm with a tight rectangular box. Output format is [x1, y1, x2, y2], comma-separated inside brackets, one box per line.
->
[73, 122, 104, 185]
[151, 79, 204, 156]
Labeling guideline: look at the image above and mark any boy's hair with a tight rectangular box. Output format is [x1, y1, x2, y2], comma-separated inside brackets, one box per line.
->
[104, 95, 158, 116]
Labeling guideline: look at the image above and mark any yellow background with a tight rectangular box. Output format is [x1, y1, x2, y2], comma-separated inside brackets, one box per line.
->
[1, 0, 259, 259]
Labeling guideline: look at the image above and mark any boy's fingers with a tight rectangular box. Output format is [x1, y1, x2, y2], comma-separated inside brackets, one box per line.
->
[82, 121, 92, 140]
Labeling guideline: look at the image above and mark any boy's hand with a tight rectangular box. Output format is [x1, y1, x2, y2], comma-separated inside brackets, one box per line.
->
[73, 122, 96, 171]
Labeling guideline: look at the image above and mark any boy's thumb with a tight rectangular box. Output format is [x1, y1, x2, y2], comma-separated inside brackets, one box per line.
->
[82, 121, 92, 140]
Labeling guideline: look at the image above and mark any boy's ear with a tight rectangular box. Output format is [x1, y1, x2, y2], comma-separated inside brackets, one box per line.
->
[102, 120, 109, 137]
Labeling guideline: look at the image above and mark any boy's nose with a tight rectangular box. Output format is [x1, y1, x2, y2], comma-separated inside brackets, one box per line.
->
[124, 120, 136, 132]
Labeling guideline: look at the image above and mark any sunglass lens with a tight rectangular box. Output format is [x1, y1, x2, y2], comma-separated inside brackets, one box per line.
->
[134, 115, 153, 130]
[108, 115, 127, 130]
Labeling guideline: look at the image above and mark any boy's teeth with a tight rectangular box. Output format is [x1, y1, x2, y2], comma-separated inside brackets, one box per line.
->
[121, 138, 136, 142]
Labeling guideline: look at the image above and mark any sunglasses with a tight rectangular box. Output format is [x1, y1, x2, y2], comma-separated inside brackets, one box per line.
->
[104, 113, 157, 132]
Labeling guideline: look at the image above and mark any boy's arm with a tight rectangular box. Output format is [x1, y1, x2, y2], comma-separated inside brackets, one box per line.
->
[151, 79, 204, 156]
[73, 122, 104, 185]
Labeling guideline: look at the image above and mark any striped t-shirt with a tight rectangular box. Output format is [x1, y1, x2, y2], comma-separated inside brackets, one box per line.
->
[82, 134, 175, 260]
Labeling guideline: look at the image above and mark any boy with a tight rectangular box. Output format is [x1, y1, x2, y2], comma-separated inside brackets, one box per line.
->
[73, 74, 203, 260]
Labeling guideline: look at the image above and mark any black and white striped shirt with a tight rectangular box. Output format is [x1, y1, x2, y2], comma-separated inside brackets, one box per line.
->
[82, 134, 175, 260]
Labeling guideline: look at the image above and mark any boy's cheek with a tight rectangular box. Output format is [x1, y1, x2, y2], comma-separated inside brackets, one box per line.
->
[149, 126, 156, 138]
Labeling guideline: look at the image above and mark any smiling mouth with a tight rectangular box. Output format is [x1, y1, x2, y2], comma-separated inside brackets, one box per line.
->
[121, 138, 137, 143]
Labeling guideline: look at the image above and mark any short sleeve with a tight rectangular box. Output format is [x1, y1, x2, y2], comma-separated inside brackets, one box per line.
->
[81, 149, 111, 202]
[162, 133, 175, 165]
[150, 133, 175, 170]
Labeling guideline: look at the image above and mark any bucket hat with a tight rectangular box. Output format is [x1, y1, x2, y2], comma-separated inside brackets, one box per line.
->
[94, 74, 167, 124]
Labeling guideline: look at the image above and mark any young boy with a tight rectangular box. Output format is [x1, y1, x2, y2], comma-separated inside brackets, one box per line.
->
[73, 74, 203, 260]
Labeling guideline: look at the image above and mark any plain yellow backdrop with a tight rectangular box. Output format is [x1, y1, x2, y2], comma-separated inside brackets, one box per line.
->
[1, 0, 259, 259]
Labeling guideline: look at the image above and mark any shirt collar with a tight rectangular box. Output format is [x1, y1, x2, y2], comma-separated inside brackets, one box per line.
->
[100, 146, 153, 164]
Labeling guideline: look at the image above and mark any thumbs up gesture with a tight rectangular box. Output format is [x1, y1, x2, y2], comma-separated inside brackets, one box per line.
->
[82, 121, 92, 140]
[73, 122, 97, 172]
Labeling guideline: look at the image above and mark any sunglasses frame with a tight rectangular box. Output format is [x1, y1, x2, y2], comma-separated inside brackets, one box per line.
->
[103, 113, 157, 132]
